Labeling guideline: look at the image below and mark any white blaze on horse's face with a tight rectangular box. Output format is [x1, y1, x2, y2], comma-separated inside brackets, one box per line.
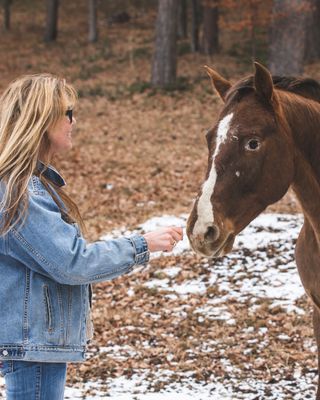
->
[193, 113, 234, 237]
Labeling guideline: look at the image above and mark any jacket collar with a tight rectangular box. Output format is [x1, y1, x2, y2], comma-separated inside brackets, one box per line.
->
[37, 161, 66, 187]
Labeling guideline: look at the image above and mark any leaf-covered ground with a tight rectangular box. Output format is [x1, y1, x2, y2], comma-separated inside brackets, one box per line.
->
[0, 213, 317, 399]
[63, 214, 317, 400]
[0, 1, 319, 399]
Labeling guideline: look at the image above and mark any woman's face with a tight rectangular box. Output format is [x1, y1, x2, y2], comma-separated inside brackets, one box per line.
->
[47, 111, 76, 156]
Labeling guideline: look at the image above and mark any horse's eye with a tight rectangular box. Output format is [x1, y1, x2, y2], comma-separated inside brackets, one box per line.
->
[245, 138, 260, 151]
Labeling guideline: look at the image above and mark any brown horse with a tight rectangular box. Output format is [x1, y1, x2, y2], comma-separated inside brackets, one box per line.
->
[187, 62, 320, 398]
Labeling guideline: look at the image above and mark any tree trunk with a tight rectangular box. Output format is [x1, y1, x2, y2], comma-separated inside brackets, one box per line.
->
[269, 0, 310, 75]
[250, 1, 259, 61]
[177, 0, 187, 39]
[44, 0, 59, 42]
[88, 0, 98, 43]
[151, 0, 178, 87]
[305, 0, 320, 61]
[201, 2, 219, 55]
[3, 0, 11, 31]
[191, 0, 200, 52]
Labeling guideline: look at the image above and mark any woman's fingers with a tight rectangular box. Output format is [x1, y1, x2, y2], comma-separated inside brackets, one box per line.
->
[143, 226, 184, 253]
[170, 227, 183, 243]
[165, 227, 183, 249]
[171, 226, 183, 237]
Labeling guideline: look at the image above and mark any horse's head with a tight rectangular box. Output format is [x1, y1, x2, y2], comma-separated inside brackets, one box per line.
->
[187, 62, 295, 257]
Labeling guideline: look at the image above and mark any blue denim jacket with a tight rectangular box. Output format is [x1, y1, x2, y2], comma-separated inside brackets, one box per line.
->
[0, 164, 149, 362]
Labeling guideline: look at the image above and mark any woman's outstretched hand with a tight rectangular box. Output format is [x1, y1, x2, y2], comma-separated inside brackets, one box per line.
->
[143, 227, 183, 253]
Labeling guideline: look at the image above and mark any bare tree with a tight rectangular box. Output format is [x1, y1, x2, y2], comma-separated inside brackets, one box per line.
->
[249, 0, 260, 61]
[191, 0, 200, 52]
[151, 0, 179, 87]
[305, 0, 320, 61]
[88, 0, 98, 43]
[3, 0, 11, 31]
[269, 0, 311, 75]
[177, 0, 187, 39]
[201, 1, 219, 55]
[44, 0, 59, 42]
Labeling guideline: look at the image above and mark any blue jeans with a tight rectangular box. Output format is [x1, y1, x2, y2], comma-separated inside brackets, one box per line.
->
[0, 360, 67, 400]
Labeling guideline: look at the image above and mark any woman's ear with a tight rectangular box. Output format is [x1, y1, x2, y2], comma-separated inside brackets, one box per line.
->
[38, 132, 51, 162]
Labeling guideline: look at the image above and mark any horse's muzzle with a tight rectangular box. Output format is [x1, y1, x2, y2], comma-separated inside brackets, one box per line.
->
[188, 224, 235, 258]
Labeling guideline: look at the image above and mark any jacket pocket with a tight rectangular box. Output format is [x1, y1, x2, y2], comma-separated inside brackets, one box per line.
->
[43, 285, 54, 333]
[0, 360, 13, 377]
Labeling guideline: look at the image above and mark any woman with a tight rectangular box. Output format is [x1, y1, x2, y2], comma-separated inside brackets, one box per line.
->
[0, 74, 183, 399]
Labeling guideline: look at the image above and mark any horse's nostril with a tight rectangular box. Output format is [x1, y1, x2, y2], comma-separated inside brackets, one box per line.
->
[204, 225, 219, 243]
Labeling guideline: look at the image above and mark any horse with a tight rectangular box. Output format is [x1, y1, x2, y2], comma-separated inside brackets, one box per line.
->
[187, 61, 320, 398]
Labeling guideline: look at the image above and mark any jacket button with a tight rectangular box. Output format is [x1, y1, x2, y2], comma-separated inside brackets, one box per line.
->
[2, 350, 8, 356]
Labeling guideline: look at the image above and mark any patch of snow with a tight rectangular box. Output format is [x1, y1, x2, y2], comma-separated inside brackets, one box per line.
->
[139, 213, 305, 315]
[59, 370, 316, 400]
[1, 212, 314, 399]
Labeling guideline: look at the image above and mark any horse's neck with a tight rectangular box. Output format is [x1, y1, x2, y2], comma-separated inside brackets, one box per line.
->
[281, 92, 320, 175]
[292, 155, 320, 234]
[282, 92, 320, 234]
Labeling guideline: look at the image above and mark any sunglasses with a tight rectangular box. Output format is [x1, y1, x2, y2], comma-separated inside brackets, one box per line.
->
[65, 109, 73, 123]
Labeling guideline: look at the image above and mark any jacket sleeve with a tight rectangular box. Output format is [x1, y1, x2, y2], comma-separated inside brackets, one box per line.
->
[7, 189, 150, 285]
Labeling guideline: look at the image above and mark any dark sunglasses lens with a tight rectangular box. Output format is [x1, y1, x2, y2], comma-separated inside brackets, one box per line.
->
[66, 109, 73, 123]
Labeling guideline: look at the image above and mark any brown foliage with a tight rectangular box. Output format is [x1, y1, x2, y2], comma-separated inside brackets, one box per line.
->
[1, 1, 318, 393]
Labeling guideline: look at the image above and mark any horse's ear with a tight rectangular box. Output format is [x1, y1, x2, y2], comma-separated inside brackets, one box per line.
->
[204, 65, 231, 102]
[254, 62, 274, 102]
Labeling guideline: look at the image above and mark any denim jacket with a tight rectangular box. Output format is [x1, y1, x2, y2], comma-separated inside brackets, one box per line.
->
[0, 164, 149, 362]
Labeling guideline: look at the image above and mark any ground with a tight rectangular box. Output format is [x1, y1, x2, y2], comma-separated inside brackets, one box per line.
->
[1, 214, 316, 399]
[0, 1, 319, 399]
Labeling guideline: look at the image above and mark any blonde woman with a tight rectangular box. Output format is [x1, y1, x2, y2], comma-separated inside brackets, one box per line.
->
[0, 74, 183, 400]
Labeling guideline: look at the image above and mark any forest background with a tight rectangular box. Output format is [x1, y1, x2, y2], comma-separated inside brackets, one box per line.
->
[2, 0, 314, 239]
[0, 0, 319, 396]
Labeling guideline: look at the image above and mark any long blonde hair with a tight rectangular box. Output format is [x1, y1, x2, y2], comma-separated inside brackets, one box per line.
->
[0, 73, 84, 234]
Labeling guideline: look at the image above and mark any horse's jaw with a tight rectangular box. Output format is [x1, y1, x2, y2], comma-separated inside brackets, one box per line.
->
[190, 232, 235, 258]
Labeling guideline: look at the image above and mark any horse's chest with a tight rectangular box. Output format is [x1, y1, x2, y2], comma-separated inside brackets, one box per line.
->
[295, 223, 320, 306]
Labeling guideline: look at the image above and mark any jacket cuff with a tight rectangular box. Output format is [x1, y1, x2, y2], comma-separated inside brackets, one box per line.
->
[128, 235, 150, 265]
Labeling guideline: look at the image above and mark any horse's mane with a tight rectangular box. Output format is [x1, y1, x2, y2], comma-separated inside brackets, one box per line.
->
[273, 76, 320, 102]
[229, 75, 320, 103]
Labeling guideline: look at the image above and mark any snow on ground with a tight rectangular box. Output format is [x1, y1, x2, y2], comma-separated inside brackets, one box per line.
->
[1, 212, 317, 399]
[142, 213, 305, 314]
[62, 370, 316, 400]
[1, 371, 317, 400]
